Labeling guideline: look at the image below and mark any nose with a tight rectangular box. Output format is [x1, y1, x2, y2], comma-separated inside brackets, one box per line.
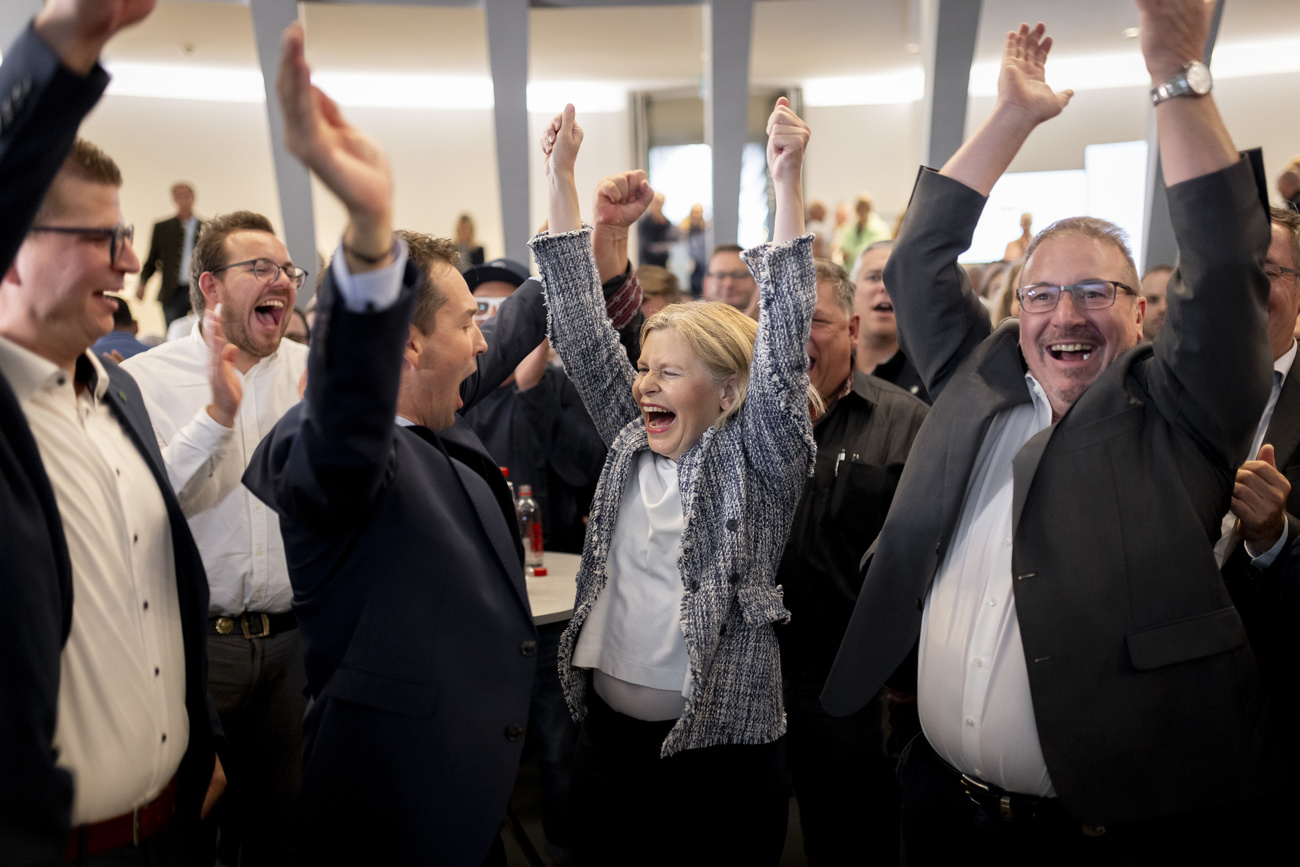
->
[118, 237, 141, 274]
[1050, 287, 1086, 325]
[472, 322, 488, 356]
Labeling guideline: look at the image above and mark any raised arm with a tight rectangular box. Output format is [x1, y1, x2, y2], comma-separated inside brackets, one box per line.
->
[245, 23, 407, 533]
[740, 98, 816, 487]
[1137, 0, 1271, 465]
[887, 23, 1072, 398]
[593, 170, 654, 282]
[531, 105, 640, 446]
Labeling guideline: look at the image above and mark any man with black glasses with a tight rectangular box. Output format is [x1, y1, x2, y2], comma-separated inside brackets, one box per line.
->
[825, 3, 1279, 861]
[123, 211, 310, 865]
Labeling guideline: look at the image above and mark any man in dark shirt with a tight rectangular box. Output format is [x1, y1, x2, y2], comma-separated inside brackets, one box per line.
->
[776, 259, 928, 864]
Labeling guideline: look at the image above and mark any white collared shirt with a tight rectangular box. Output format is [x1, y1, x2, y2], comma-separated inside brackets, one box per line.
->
[918, 372, 1056, 796]
[0, 338, 188, 824]
[123, 324, 309, 617]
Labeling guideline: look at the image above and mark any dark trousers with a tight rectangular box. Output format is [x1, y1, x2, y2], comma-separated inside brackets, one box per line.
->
[72, 820, 193, 867]
[785, 671, 898, 865]
[899, 733, 1268, 866]
[162, 287, 192, 327]
[206, 628, 307, 866]
[523, 621, 580, 861]
[569, 690, 788, 867]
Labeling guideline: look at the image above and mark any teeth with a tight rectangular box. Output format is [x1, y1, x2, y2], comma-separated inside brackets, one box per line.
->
[260, 299, 286, 309]
[1050, 343, 1093, 352]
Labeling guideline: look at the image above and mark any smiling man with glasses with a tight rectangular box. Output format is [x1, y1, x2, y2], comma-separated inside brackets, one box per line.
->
[122, 208, 312, 866]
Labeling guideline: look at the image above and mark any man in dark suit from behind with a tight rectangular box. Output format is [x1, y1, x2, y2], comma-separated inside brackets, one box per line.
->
[0, 3, 224, 860]
[243, 24, 537, 865]
[136, 181, 201, 326]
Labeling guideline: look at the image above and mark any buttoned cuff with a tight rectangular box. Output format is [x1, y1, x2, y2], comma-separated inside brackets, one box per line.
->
[1246, 520, 1288, 568]
[330, 237, 410, 313]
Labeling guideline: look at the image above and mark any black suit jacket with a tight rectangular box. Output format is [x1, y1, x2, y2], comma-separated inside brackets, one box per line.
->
[1223, 358, 1300, 772]
[824, 157, 1276, 825]
[139, 215, 200, 304]
[0, 25, 216, 864]
[244, 264, 547, 865]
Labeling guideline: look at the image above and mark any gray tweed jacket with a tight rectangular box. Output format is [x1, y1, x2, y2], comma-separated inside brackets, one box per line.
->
[529, 227, 816, 756]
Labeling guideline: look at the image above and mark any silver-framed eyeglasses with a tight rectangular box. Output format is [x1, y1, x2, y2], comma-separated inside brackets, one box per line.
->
[1265, 264, 1298, 283]
[1016, 280, 1136, 313]
[210, 258, 308, 290]
[29, 223, 134, 264]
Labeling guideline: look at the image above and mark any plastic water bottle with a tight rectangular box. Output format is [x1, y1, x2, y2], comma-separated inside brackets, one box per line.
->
[516, 485, 544, 572]
[500, 466, 517, 518]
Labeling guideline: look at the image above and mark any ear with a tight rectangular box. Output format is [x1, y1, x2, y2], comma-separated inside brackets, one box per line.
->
[1133, 294, 1146, 340]
[402, 324, 424, 372]
[198, 271, 220, 313]
[847, 312, 860, 344]
[718, 373, 739, 414]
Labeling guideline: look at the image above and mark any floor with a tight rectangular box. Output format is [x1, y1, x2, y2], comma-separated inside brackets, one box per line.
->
[500, 756, 811, 867]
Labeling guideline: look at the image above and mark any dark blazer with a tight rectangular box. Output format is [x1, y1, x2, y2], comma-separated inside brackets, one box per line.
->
[0, 25, 216, 864]
[243, 266, 547, 865]
[139, 215, 201, 304]
[823, 157, 1275, 826]
[1223, 359, 1300, 772]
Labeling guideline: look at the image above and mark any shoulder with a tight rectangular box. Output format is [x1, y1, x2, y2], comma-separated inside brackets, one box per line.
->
[853, 373, 929, 417]
[120, 336, 203, 380]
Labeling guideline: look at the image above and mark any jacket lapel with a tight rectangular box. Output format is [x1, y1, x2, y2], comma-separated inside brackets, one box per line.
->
[1265, 364, 1300, 471]
[404, 423, 531, 614]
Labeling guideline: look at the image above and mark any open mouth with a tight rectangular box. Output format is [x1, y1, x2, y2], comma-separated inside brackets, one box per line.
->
[642, 404, 676, 433]
[1047, 342, 1095, 362]
[873, 301, 894, 313]
[254, 298, 286, 329]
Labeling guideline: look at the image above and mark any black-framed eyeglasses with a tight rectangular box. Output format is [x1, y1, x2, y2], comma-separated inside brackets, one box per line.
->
[1265, 264, 1298, 282]
[210, 258, 308, 290]
[29, 223, 134, 264]
[1016, 280, 1136, 313]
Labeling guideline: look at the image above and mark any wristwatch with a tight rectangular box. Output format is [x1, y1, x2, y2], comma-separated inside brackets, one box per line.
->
[1150, 60, 1212, 106]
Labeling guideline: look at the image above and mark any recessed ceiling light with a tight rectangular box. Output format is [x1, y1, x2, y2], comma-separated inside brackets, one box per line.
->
[1122, 27, 1140, 38]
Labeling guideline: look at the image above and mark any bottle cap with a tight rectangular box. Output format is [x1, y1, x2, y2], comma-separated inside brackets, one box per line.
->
[518, 484, 533, 496]
[499, 466, 509, 478]
[531, 567, 547, 576]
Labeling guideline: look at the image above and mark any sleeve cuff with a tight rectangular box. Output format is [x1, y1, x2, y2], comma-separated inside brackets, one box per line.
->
[1247, 520, 1289, 568]
[330, 237, 410, 313]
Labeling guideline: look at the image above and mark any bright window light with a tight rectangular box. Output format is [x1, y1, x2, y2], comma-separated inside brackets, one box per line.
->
[802, 68, 926, 106]
[312, 72, 494, 109]
[526, 81, 627, 114]
[105, 63, 265, 103]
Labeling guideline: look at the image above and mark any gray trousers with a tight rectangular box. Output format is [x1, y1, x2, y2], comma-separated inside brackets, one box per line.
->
[206, 628, 307, 867]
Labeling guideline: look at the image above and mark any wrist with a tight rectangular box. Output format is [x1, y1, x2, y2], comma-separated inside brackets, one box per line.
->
[343, 221, 395, 272]
[206, 403, 235, 430]
[33, 14, 103, 75]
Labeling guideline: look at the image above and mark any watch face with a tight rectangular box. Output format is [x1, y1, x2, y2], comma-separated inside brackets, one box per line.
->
[1186, 61, 1212, 95]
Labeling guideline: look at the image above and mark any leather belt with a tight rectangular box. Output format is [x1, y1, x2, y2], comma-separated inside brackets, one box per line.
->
[64, 773, 178, 860]
[210, 611, 296, 639]
[959, 772, 1106, 837]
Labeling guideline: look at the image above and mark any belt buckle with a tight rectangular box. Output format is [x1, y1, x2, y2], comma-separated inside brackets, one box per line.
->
[240, 613, 271, 639]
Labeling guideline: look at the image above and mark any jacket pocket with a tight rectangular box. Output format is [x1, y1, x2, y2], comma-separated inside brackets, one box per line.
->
[738, 584, 792, 627]
[1126, 606, 1247, 671]
[325, 666, 439, 717]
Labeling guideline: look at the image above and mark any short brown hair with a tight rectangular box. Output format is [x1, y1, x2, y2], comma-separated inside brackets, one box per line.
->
[1023, 216, 1142, 300]
[397, 230, 460, 333]
[190, 211, 277, 316]
[1272, 206, 1300, 273]
[814, 258, 854, 318]
[637, 265, 682, 305]
[35, 139, 122, 222]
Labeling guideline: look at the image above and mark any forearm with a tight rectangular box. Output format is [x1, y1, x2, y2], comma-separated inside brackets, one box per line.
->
[549, 170, 583, 236]
[772, 179, 806, 245]
[159, 411, 237, 516]
[1154, 95, 1237, 185]
[593, 222, 630, 283]
[939, 102, 1039, 196]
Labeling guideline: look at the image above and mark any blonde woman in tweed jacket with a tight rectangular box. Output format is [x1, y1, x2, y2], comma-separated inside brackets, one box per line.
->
[530, 100, 816, 865]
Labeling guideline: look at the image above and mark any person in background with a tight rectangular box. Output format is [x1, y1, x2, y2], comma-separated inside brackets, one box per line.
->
[681, 203, 708, 296]
[534, 97, 816, 865]
[637, 192, 677, 268]
[454, 212, 485, 272]
[285, 307, 310, 345]
[993, 260, 1026, 324]
[1004, 211, 1034, 261]
[93, 294, 152, 360]
[833, 191, 891, 268]
[637, 264, 683, 317]
[1140, 263, 1173, 341]
[851, 241, 929, 402]
[138, 182, 203, 326]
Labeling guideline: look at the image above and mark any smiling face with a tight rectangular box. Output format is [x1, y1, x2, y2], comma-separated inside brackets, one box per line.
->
[1267, 221, 1300, 360]
[854, 246, 896, 348]
[201, 230, 296, 371]
[402, 263, 487, 431]
[1, 175, 139, 368]
[1019, 234, 1144, 420]
[634, 327, 735, 462]
[808, 279, 858, 402]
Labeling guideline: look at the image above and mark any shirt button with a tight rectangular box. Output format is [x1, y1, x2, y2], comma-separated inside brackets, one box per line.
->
[115, 468, 121, 476]
[690, 580, 700, 592]
[143, 600, 149, 611]
[161, 733, 167, 743]
[133, 534, 138, 544]
[154, 667, 160, 676]
[988, 598, 997, 607]
[965, 717, 975, 727]
[505, 724, 524, 741]
[1004, 538, 1012, 547]
[520, 640, 537, 656]
[973, 659, 983, 668]
[255, 547, 263, 556]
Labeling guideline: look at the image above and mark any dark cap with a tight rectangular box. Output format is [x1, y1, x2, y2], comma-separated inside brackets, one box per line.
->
[464, 258, 530, 292]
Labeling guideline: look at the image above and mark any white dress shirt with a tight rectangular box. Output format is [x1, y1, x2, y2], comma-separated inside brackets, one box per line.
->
[0, 339, 188, 824]
[918, 372, 1056, 796]
[574, 450, 691, 721]
[123, 324, 308, 617]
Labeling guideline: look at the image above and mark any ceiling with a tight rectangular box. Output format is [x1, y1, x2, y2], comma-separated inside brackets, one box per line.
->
[96, 0, 1300, 91]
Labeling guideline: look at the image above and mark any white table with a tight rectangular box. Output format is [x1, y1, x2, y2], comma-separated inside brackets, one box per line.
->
[525, 551, 581, 625]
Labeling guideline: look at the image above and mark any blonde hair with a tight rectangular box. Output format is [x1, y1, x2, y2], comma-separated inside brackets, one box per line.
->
[641, 300, 822, 424]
